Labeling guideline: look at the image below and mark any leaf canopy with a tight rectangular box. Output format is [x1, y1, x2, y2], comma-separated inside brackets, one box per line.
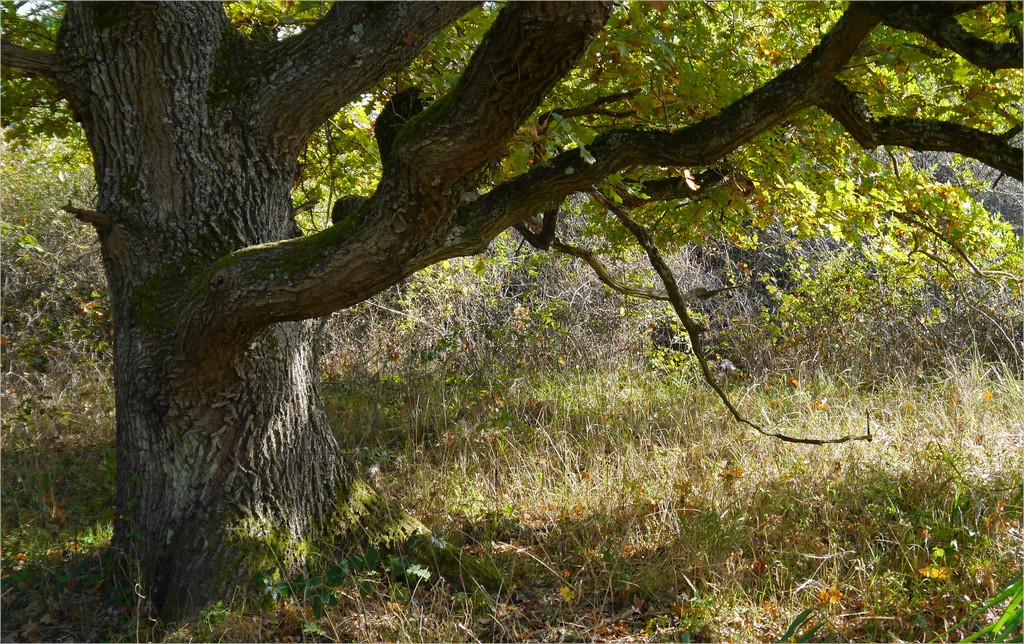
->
[2, 0, 1021, 291]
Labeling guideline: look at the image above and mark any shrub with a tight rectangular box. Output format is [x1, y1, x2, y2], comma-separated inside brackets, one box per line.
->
[1, 137, 110, 402]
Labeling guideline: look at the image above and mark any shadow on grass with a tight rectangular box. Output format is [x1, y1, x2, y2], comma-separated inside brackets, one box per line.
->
[1, 548, 157, 643]
[2, 427, 115, 542]
[428, 462, 1021, 642]
[323, 366, 1022, 641]
[0, 429, 147, 642]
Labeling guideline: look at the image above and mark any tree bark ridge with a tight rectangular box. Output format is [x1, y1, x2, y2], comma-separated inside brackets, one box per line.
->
[817, 80, 1022, 180]
[255, 2, 472, 153]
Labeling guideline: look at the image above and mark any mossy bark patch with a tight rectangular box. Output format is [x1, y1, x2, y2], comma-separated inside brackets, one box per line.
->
[130, 255, 213, 335]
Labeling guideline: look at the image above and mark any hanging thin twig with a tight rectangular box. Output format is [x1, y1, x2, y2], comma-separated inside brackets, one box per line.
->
[589, 190, 872, 446]
[514, 211, 742, 303]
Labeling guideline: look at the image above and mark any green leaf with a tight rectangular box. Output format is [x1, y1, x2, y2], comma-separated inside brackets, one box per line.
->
[325, 562, 349, 586]
[406, 563, 431, 581]
[777, 608, 817, 643]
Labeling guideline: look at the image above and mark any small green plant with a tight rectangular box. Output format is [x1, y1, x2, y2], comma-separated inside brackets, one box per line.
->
[200, 600, 228, 626]
[252, 541, 433, 618]
[777, 608, 823, 643]
[932, 572, 1023, 643]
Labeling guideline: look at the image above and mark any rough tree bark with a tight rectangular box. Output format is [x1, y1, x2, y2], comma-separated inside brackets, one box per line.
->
[3, 0, 1019, 619]
[50, 2, 472, 615]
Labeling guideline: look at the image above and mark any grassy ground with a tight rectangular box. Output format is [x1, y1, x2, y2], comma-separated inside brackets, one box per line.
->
[2, 355, 1021, 642]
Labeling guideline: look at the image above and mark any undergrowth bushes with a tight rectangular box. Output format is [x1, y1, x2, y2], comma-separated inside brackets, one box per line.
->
[4, 139, 1019, 398]
[1, 138, 108, 398]
[323, 212, 1023, 385]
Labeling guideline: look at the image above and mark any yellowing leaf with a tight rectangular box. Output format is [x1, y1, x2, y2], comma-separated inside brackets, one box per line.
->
[982, 389, 993, 401]
[786, 377, 799, 388]
[558, 586, 576, 603]
[810, 399, 828, 411]
[817, 585, 843, 606]
[683, 169, 700, 191]
[719, 466, 745, 481]
[919, 565, 949, 579]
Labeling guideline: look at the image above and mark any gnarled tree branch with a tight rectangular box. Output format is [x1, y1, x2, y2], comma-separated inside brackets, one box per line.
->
[514, 212, 742, 303]
[591, 191, 871, 446]
[203, 3, 872, 339]
[865, 1, 1023, 70]
[817, 80, 1023, 180]
[388, 2, 613, 186]
[514, 208, 559, 251]
[437, 4, 879, 253]
[550, 239, 671, 301]
[1001, 123, 1023, 141]
[554, 239, 743, 304]
[538, 89, 640, 126]
[511, 177, 741, 304]
[513, 208, 670, 299]
[254, 2, 472, 150]
[1, 39, 59, 78]
[616, 168, 732, 208]
[290, 200, 318, 218]
[201, 2, 613, 341]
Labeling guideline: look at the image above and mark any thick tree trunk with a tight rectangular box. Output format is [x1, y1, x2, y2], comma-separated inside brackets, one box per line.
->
[54, 4, 368, 617]
[49, 0, 603, 617]
[112, 318, 346, 614]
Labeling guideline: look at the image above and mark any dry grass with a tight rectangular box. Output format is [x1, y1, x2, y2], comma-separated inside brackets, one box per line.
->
[2, 138, 1021, 642]
[314, 358, 1022, 642]
[4, 355, 1021, 642]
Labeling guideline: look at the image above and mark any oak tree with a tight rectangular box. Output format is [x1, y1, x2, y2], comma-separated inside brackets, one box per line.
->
[2, 0, 1020, 617]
